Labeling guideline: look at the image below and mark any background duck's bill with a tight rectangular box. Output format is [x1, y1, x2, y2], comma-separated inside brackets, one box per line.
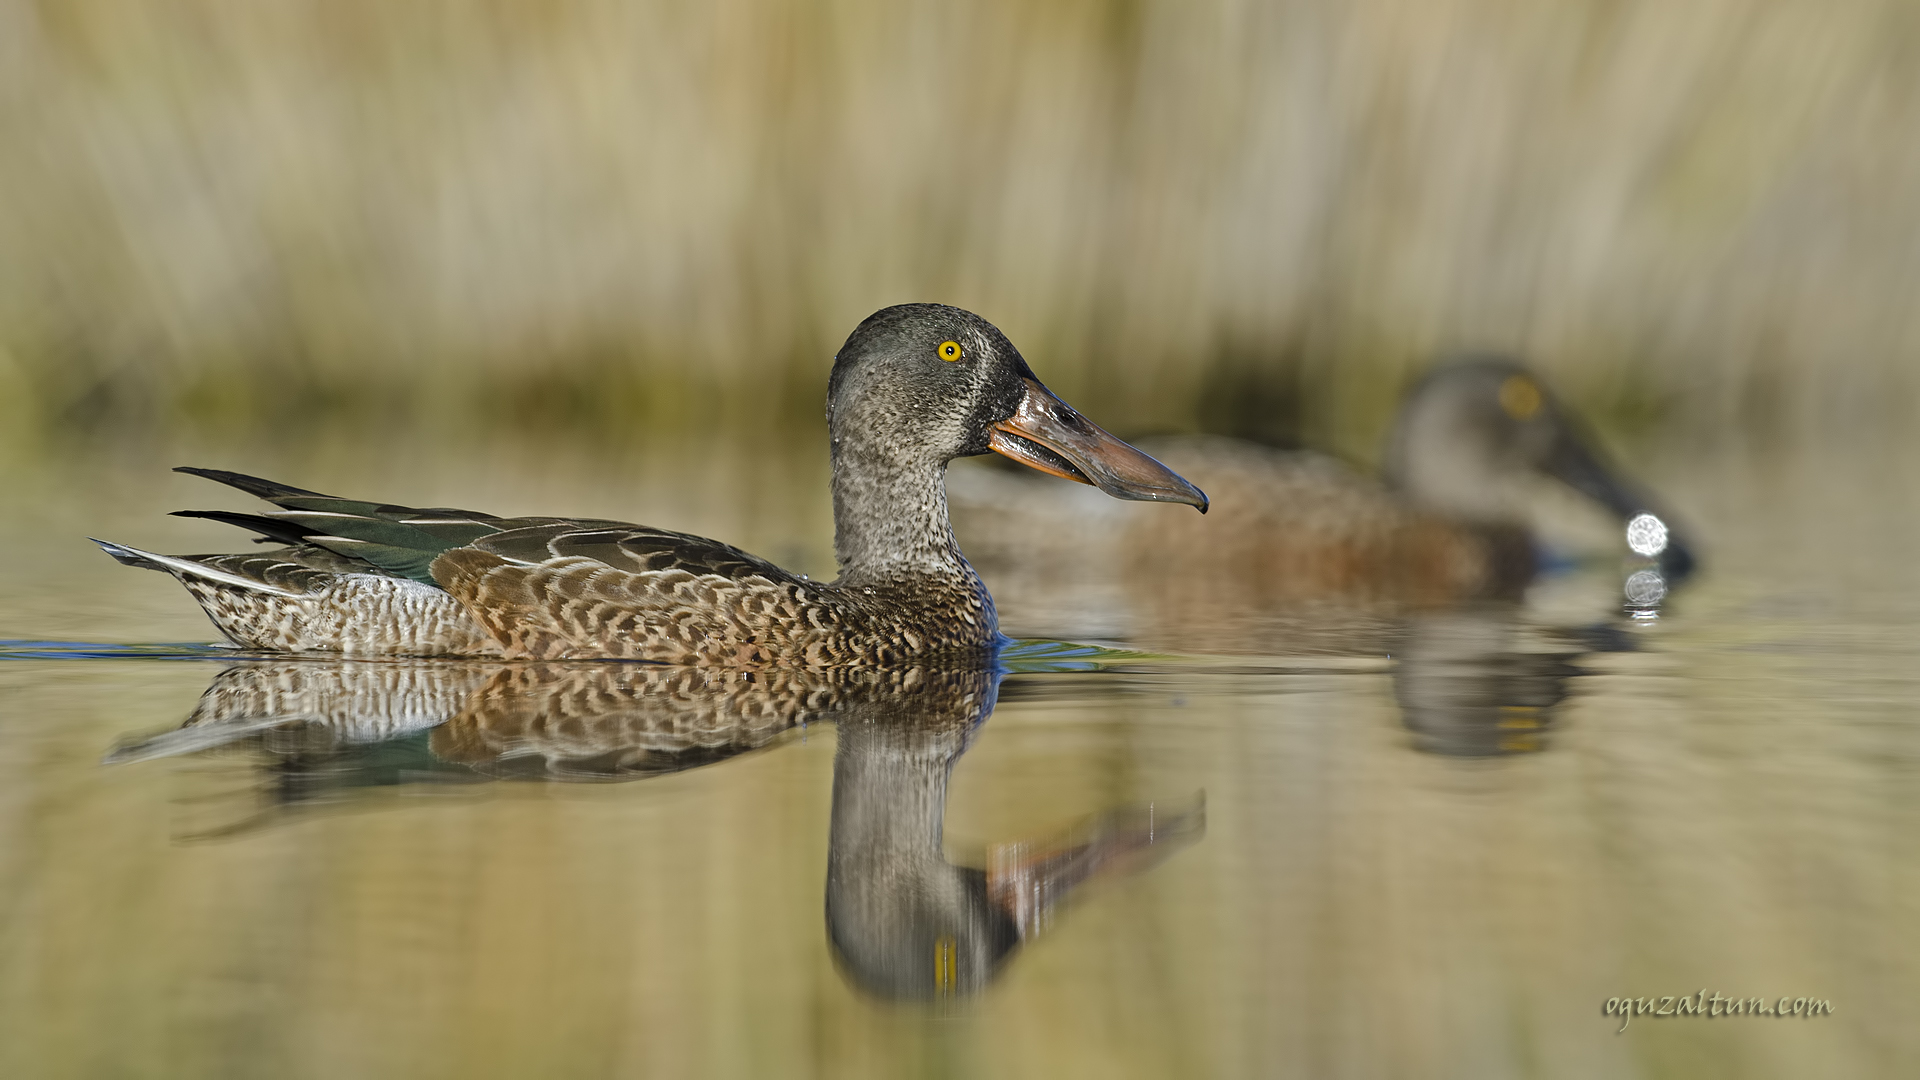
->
[1544, 428, 1696, 580]
[989, 379, 1208, 512]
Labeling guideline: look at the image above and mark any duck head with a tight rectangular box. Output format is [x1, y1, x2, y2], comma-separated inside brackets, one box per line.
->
[1383, 357, 1696, 581]
[828, 305, 1208, 510]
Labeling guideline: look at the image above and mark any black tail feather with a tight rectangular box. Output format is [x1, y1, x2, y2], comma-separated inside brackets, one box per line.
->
[171, 509, 323, 548]
[173, 467, 332, 503]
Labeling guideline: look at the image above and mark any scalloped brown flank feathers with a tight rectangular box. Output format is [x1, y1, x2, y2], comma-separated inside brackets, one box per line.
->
[113, 659, 995, 778]
[92, 306, 1206, 664]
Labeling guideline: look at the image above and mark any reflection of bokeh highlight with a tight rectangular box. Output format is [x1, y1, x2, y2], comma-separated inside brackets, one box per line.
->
[1623, 568, 1670, 614]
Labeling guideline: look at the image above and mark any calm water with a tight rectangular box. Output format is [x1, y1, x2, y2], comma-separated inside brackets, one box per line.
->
[2, 433, 1916, 1078]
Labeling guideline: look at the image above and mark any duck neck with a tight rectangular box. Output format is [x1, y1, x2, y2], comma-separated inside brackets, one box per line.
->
[1385, 413, 1522, 526]
[824, 715, 1015, 998]
[830, 438, 975, 588]
[827, 720, 962, 880]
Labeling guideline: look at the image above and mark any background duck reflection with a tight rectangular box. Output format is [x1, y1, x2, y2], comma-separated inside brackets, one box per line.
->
[1390, 608, 1583, 757]
[110, 658, 1203, 1000]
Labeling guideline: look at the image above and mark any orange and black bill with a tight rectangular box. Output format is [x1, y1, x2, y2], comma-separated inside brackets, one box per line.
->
[989, 378, 1208, 512]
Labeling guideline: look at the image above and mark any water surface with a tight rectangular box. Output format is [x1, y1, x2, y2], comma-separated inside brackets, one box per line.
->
[1, 435, 1914, 1078]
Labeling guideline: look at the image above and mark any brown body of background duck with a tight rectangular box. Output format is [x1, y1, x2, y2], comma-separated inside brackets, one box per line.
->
[953, 357, 1694, 654]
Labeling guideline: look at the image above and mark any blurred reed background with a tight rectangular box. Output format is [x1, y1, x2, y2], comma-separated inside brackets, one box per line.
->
[2, 0, 1917, 464]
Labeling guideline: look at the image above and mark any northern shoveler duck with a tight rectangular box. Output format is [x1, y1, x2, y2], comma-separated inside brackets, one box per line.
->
[93, 304, 1206, 663]
[952, 356, 1694, 651]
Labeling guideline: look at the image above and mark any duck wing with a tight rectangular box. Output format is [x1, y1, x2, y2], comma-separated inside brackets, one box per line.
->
[173, 466, 793, 584]
[160, 467, 822, 662]
[461, 521, 793, 580]
[431, 522, 823, 662]
[172, 466, 512, 585]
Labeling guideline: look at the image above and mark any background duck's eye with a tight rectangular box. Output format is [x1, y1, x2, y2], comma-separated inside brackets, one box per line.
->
[938, 340, 962, 362]
[1498, 375, 1542, 420]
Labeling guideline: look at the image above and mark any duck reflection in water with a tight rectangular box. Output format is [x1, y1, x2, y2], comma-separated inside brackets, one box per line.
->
[952, 356, 1698, 654]
[1389, 606, 1629, 757]
[826, 683, 1201, 999]
[108, 659, 1202, 1000]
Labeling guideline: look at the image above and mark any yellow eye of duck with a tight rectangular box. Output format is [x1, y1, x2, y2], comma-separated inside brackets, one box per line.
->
[1498, 375, 1542, 420]
[938, 340, 962, 362]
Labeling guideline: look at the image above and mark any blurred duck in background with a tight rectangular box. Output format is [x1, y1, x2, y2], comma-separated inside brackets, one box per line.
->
[108, 659, 1202, 998]
[953, 356, 1696, 653]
